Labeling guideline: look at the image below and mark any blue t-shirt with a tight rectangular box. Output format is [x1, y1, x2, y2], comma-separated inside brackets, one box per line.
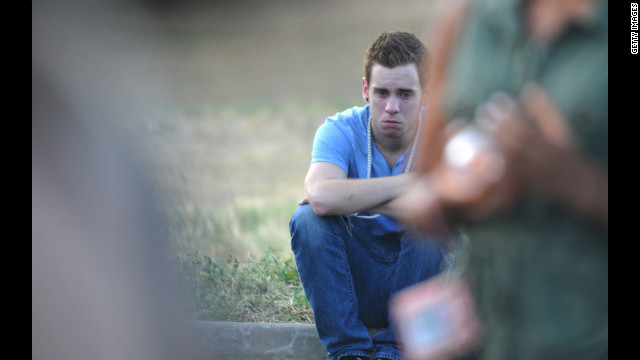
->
[311, 104, 414, 237]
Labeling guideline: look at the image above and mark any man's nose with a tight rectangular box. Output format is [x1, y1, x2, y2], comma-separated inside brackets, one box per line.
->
[385, 96, 399, 113]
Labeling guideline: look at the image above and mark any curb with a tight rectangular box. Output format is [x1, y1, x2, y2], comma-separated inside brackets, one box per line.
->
[195, 321, 329, 359]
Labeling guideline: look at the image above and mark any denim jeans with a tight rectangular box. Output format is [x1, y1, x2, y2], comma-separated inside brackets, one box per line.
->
[290, 205, 447, 360]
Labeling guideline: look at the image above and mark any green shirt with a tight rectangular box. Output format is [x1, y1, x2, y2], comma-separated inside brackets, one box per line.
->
[443, 0, 608, 358]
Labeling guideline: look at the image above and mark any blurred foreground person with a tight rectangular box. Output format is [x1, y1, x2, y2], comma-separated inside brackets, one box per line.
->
[32, 72, 204, 360]
[32, 2, 205, 359]
[290, 31, 449, 360]
[393, 0, 608, 359]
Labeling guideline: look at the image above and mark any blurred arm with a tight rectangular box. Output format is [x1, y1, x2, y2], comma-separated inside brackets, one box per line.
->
[399, 0, 607, 232]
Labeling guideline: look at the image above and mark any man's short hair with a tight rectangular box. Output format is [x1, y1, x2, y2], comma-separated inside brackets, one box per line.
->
[364, 31, 431, 90]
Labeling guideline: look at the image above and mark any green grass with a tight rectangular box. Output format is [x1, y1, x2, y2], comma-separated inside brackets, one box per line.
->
[163, 195, 313, 323]
[162, 195, 302, 262]
[175, 248, 313, 323]
[142, 100, 326, 324]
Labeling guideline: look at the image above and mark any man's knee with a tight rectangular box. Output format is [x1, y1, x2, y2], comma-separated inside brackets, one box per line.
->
[290, 203, 316, 227]
[290, 204, 341, 252]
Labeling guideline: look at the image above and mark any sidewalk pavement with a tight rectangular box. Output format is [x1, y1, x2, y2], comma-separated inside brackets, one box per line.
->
[195, 321, 329, 360]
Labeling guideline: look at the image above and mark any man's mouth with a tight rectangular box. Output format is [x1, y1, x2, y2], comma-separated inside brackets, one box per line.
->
[383, 120, 402, 127]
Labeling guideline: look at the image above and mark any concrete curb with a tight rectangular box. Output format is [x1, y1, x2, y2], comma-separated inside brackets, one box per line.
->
[195, 321, 329, 359]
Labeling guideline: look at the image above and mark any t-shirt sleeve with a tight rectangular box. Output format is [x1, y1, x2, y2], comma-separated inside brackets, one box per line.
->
[311, 120, 352, 174]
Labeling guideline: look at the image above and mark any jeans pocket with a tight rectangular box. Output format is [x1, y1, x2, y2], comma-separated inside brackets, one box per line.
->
[341, 215, 353, 237]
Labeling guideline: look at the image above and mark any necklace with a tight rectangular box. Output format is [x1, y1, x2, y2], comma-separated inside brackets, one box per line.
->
[353, 107, 424, 219]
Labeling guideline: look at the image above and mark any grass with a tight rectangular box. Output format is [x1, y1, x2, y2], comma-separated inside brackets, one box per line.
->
[144, 99, 342, 260]
[175, 248, 314, 323]
[145, 101, 327, 323]
[163, 195, 303, 263]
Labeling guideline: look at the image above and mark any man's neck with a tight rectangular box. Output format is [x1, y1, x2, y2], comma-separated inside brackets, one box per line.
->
[373, 127, 419, 171]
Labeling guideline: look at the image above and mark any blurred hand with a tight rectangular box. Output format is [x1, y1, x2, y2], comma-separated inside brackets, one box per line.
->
[398, 145, 521, 235]
[400, 83, 607, 233]
[481, 84, 607, 226]
[479, 85, 574, 193]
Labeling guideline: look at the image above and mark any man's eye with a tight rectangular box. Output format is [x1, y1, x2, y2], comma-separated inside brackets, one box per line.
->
[375, 90, 388, 96]
[401, 92, 413, 99]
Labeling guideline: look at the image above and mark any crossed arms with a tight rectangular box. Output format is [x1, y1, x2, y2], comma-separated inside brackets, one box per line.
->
[303, 161, 417, 218]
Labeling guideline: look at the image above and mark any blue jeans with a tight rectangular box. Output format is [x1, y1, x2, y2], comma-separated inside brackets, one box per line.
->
[290, 205, 447, 360]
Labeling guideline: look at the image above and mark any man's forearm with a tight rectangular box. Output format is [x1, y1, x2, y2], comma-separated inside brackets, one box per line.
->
[367, 194, 414, 219]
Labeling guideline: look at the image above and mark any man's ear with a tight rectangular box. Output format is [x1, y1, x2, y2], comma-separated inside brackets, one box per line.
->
[362, 77, 369, 103]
